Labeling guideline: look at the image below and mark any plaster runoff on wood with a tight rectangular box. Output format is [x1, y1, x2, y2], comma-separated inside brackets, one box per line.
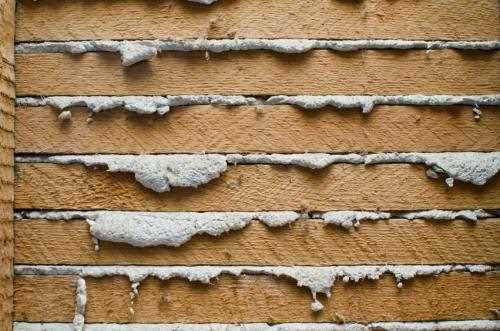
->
[15, 208, 492, 247]
[13, 321, 500, 331]
[13, 264, 494, 313]
[15, 152, 500, 191]
[15, 39, 500, 66]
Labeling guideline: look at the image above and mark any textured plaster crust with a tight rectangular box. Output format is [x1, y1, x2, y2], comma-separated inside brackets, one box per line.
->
[17, 95, 500, 115]
[16, 152, 500, 191]
[15, 39, 500, 66]
[13, 321, 500, 331]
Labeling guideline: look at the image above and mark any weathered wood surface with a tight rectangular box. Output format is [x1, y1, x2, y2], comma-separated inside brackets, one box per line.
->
[15, 105, 500, 154]
[14, 219, 500, 266]
[1, 0, 15, 329]
[15, 0, 500, 41]
[16, 51, 500, 96]
[14, 273, 500, 323]
[14, 164, 500, 211]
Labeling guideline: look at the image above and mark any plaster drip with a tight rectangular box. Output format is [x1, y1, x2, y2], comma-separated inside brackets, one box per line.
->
[15, 39, 500, 66]
[73, 278, 86, 331]
[16, 95, 500, 115]
[15, 152, 500, 191]
[12, 321, 500, 331]
[14, 264, 494, 313]
[15, 209, 492, 247]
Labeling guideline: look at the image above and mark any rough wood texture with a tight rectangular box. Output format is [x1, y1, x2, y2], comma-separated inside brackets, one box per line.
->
[14, 164, 500, 211]
[15, 50, 500, 96]
[14, 273, 500, 323]
[15, 0, 500, 41]
[14, 219, 500, 266]
[15, 105, 500, 154]
[0, 0, 14, 329]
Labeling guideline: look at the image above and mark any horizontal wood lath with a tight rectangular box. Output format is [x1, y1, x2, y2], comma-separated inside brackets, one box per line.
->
[15, 51, 500, 96]
[14, 273, 500, 323]
[14, 219, 500, 266]
[15, 105, 500, 154]
[14, 164, 500, 211]
[15, 0, 500, 41]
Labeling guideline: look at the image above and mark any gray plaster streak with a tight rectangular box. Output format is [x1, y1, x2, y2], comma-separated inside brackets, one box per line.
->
[317, 211, 391, 229]
[227, 153, 364, 169]
[85, 211, 302, 247]
[188, 0, 218, 4]
[24, 154, 228, 192]
[15, 39, 500, 66]
[72, 278, 86, 331]
[13, 321, 500, 331]
[16, 96, 258, 115]
[16, 152, 500, 189]
[16, 95, 499, 114]
[14, 264, 493, 312]
[400, 209, 491, 221]
[266, 95, 500, 113]
[365, 152, 500, 185]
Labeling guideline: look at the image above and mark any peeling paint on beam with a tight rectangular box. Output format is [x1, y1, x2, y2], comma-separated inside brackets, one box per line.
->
[15, 152, 500, 191]
[12, 321, 500, 331]
[16, 95, 500, 115]
[15, 39, 500, 66]
[14, 264, 494, 313]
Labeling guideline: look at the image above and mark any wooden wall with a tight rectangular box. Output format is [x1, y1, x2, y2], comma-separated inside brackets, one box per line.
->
[8, 0, 500, 330]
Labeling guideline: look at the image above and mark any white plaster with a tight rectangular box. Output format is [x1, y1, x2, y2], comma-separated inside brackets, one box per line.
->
[14, 264, 493, 312]
[15, 152, 500, 189]
[317, 211, 391, 229]
[13, 321, 500, 331]
[73, 278, 86, 331]
[399, 209, 491, 221]
[58, 110, 72, 121]
[15, 39, 500, 66]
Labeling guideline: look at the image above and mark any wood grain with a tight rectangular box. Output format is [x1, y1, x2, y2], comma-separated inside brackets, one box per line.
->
[15, 50, 500, 96]
[14, 163, 500, 211]
[14, 272, 500, 323]
[14, 219, 500, 266]
[15, 0, 500, 41]
[1, 0, 15, 329]
[15, 105, 500, 154]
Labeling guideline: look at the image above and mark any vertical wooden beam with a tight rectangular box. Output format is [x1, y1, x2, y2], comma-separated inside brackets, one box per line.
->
[0, 0, 15, 330]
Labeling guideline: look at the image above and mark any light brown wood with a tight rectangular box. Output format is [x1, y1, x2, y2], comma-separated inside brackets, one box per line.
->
[14, 163, 500, 211]
[15, 50, 500, 96]
[14, 219, 500, 266]
[15, 105, 500, 154]
[14, 272, 500, 323]
[15, 0, 500, 41]
[0, 0, 15, 329]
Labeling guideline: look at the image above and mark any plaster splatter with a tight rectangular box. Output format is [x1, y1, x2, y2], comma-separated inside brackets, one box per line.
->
[13, 321, 500, 331]
[57, 110, 72, 121]
[16, 152, 500, 190]
[17, 95, 499, 115]
[315, 211, 391, 229]
[14, 264, 494, 313]
[266, 95, 500, 113]
[16, 96, 258, 115]
[15, 39, 500, 66]
[72, 278, 86, 331]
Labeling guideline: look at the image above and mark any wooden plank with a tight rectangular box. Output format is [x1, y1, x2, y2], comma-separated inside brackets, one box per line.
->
[15, 50, 500, 96]
[14, 163, 500, 211]
[15, 105, 500, 154]
[14, 272, 500, 323]
[14, 219, 500, 266]
[15, 0, 500, 41]
[0, 0, 15, 329]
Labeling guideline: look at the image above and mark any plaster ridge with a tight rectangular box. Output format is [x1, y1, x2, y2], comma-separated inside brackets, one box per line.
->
[16, 95, 500, 115]
[14, 152, 500, 191]
[12, 321, 500, 331]
[13, 264, 495, 312]
[15, 39, 500, 66]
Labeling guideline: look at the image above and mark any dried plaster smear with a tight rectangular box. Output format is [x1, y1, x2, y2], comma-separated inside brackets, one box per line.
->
[16, 94, 500, 115]
[16, 152, 500, 191]
[14, 264, 493, 314]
